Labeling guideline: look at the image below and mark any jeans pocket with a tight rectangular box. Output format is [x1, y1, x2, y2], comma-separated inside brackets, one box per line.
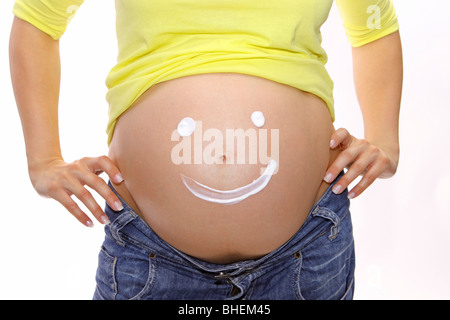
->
[94, 243, 157, 300]
[294, 209, 355, 300]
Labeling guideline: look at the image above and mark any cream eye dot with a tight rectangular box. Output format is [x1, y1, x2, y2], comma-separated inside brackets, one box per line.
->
[251, 111, 265, 128]
[177, 117, 196, 137]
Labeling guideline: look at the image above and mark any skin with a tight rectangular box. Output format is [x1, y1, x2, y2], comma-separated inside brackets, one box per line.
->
[9, 16, 402, 228]
[325, 31, 402, 199]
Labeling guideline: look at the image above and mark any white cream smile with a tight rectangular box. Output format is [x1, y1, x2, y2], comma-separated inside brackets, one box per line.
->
[180, 159, 278, 205]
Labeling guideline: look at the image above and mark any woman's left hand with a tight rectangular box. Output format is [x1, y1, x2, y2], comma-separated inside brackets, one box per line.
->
[323, 128, 399, 199]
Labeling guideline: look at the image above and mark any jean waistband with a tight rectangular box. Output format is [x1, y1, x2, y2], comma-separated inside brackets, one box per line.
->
[104, 170, 349, 275]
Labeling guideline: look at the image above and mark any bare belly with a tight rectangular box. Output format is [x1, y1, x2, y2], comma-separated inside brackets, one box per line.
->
[108, 73, 340, 264]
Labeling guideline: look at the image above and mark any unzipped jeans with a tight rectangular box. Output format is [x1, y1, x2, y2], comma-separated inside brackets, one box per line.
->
[93, 171, 355, 300]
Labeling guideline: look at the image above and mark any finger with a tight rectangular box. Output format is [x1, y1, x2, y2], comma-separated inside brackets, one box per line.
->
[347, 161, 385, 199]
[330, 128, 353, 150]
[331, 150, 378, 194]
[66, 180, 110, 225]
[55, 189, 94, 228]
[83, 156, 124, 184]
[323, 142, 367, 184]
[75, 170, 124, 212]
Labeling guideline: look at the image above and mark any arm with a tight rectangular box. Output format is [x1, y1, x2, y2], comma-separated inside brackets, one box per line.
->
[325, 31, 403, 198]
[10, 16, 63, 170]
[10, 17, 123, 227]
[353, 31, 402, 167]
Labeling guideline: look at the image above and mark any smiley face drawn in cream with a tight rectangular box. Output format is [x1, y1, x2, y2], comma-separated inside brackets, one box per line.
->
[175, 111, 277, 205]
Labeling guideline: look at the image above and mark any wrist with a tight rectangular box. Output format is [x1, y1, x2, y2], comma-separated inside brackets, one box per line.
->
[365, 131, 399, 154]
[369, 137, 399, 155]
[27, 154, 64, 174]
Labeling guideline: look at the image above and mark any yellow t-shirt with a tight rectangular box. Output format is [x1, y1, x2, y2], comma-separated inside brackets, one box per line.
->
[13, 0, 399, 146]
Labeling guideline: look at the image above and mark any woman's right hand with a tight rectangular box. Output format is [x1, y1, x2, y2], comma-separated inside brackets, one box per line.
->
[28, 156, 125, 228]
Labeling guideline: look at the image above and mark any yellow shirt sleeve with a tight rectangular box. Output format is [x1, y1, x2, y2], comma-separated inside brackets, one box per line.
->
[335, 0, 399, 47]
[13, 0, 85, 40]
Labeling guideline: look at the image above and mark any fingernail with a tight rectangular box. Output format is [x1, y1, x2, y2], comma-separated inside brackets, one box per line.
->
[330, 140, 336, 148]
[332, 185, 342, 194]
[101, 215, 110, 225]
[115, 173, 124, 183]
[115, 201, 124, 211]
[323, 172, 333, 183]
[86, 220, 94, 228]
[348, 192, 355, 199]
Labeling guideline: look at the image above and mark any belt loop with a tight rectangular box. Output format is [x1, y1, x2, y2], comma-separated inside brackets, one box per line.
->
[109, 210, 138, 246]
[312, 207, 341, 240]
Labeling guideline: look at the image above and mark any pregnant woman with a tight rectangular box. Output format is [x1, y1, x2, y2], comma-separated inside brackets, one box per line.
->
[10, 0, 402, 300]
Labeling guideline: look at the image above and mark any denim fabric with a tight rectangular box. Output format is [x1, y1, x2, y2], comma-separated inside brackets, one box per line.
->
[93, 171, 355, 300]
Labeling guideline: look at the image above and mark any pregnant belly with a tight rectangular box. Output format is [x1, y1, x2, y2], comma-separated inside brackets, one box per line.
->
[108, 73, 339, 264]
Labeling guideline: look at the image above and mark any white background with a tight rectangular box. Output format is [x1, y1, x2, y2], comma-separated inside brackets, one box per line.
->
[1, 0, 449, 300]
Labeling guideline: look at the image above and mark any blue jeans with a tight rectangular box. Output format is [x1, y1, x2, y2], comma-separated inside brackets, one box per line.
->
[93, 172, 355, 300]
